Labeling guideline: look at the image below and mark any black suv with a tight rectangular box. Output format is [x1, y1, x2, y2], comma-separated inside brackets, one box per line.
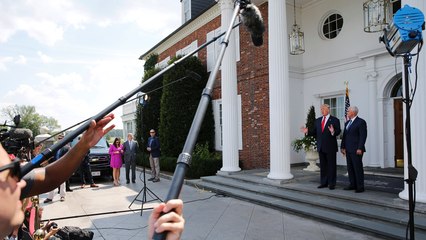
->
[70, 136, 112, 179]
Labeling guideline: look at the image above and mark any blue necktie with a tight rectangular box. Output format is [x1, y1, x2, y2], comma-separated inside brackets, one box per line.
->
[346, 120, 352, 130]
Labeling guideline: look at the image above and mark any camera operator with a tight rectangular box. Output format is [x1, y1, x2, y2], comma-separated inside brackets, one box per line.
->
[0, 113, 115, 239]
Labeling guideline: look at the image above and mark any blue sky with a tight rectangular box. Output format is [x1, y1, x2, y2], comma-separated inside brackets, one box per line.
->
[0, 0, 181, 130]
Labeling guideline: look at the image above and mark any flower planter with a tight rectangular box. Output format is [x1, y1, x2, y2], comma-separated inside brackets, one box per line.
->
[303, 150, 320, 172]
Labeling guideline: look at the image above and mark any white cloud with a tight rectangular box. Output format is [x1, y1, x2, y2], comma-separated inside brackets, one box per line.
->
[0, 57, 14, 71]
[0, 55, 27, 71]
[0, 0, 181, 131]
[1, 58, 141, 129]
[118, 1, 181, 36]
[37, 51, 53, 63]
[0, 0, 89, 46]
[15, 55, 27, 65]
[23, 19, 64, 46]
[35, 72, 87, 91]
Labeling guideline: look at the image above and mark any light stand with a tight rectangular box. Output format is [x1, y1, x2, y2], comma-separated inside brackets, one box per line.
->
[379, 5, 424, 239]
[128, 93, 162, 216]
[402, 53, 418, 240]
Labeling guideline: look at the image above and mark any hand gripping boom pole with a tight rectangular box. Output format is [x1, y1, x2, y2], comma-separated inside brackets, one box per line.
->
[152, 1, 246, 239]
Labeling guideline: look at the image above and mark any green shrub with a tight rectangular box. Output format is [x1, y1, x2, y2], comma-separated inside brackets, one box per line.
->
[154, 143, 222, 179]
[186, 143, 222, 179]
[159, 56, 214, 157]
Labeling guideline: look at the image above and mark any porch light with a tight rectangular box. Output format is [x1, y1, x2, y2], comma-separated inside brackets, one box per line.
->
[363, 0, 393, 32]
[289, 0, 305, 55]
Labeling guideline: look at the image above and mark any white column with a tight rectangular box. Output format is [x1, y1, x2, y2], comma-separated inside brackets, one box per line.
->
[377, 98, 385, 168]
[399, 0, 426, 202]
[365, 57, 380, 167]
[267, 0, 293, 180]
[218, 0, 240, 172]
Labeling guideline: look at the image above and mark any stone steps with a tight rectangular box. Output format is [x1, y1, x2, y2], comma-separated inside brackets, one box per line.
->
[188, 174, 426, 240]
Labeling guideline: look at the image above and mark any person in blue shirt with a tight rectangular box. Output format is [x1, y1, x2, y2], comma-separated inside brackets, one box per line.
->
[147, 129, 161, 182]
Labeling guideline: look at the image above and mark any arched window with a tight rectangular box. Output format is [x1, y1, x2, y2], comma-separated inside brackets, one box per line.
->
[391, 79, 402, 97]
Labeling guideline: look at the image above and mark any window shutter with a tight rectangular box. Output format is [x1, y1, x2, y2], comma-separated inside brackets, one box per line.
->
[206, 31, 214, 72]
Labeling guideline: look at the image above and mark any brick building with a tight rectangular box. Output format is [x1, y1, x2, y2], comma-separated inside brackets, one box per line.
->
[135, 0, 426, 202]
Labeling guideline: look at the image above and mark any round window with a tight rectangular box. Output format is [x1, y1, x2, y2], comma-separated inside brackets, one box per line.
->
[320, 12, 344, 40]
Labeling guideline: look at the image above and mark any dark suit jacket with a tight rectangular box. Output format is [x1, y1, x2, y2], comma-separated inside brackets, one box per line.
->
[123, 140, 138, 161]
[309, 115, 341, 153]
[147, 136, 161, 158]
[341, 117, 367, 153]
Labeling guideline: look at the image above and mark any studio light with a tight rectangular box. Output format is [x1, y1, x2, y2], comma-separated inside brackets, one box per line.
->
[379, 4, 424, 56]
[138, 92, 149, 106]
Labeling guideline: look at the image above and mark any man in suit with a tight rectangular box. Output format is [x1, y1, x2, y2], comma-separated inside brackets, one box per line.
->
[341, 106, 367, 193]
[147, 129, 161, 182]
[123, 133, 138, 184]
[303, 104, 341, 190]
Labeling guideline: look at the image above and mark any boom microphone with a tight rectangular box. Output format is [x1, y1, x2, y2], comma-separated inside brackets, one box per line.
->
[240, 3, 265, 46]
[9, 128, 33, 139]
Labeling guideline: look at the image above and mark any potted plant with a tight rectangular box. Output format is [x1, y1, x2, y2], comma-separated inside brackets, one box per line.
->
[292, 105, 320, 171]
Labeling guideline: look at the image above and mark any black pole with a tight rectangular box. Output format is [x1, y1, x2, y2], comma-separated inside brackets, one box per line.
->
[152, 2, 243, 239]
[19, 21, 241, 180]
[403, 54, 417, 240]
[128, 97, 162, 215]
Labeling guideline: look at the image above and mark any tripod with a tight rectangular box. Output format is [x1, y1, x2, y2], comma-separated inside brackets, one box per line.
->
[128, 104, 162, 216]
[128, 157, 162, 216]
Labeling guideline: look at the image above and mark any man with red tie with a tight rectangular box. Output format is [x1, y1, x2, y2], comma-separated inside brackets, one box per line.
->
[303, 104, 341, 190]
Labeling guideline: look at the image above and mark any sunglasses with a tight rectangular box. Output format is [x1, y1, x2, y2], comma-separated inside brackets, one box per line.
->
[0, 159, 21, 181]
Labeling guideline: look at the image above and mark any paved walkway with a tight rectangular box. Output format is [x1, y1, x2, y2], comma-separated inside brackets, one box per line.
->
[41, 168, 383, 240]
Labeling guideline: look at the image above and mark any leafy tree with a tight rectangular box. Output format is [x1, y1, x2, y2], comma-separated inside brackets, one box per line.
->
[1, 105, 60, 136]
[306, 105, 316, 130]
[144, 53, 158, 72]
[40, 116, 60, 133]
[136, 54, 162, 148]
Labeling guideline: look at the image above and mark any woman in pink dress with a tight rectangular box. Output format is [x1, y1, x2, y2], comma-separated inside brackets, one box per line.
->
[109, 138, 123, 186]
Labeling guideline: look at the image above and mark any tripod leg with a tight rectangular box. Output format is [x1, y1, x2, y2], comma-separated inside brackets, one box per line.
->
[146, 188, 163, 202]
[128, 186, 145, 209]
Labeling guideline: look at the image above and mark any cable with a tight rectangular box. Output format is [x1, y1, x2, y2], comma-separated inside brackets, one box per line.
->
[41, 193, 224, 224]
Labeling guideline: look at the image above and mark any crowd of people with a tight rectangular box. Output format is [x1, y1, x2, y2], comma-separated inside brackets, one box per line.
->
[1, 104, 367, 239]
[107, 130, 162, 186]
[0, 114, 184, 240]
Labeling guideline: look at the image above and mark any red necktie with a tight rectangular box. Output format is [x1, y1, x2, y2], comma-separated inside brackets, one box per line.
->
[321, 116, 326, 132]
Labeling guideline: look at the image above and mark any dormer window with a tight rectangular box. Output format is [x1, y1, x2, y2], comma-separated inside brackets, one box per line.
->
[182, 0, 191, 22]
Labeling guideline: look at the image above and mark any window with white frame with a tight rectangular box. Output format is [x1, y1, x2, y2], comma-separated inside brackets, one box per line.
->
[176, 40, 198, 57]
[182, 0, 191, 22]
[126, 121, 134, 136]
[206, 26, 240, 72]
[320, 12, 344, 40]
[212, 96, 243, 151]
[156, 56, 170, 69]
[323, 96, 345, 135]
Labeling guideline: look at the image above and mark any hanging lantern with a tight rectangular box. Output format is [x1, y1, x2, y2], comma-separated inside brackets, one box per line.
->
[363, 0, 393, 32]
[289, 0, 305, 55]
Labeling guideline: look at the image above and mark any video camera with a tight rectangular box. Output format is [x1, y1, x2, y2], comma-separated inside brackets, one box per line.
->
[0, 115, 34, 160]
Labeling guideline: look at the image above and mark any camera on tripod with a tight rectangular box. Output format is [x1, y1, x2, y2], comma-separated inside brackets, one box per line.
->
[0, 115, 33, 160]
